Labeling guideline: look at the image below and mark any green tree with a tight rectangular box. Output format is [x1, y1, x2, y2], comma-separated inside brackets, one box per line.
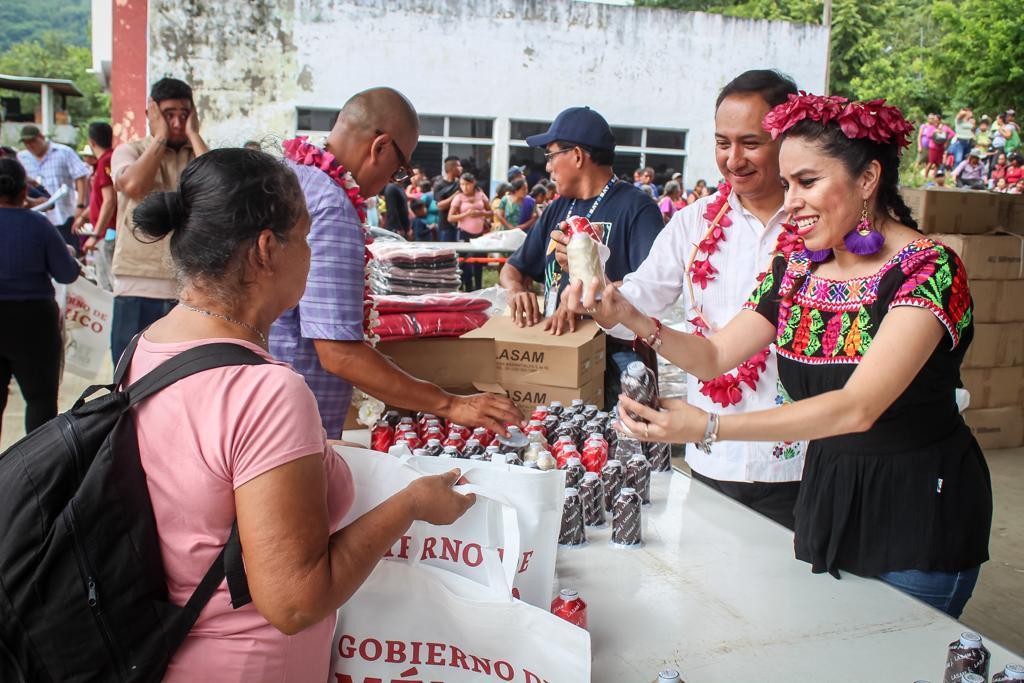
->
[0, 0, 90, 53]
[0, 32, 111, 142]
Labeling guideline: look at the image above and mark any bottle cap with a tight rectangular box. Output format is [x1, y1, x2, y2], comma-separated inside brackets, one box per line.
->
[620, 487, 636, 494]
[427, 438, 441, 446]
[559, 588, 579, 600]
[658, 671, 681, 682]
[588, 432, 605, 441]
[564, 488, 579, 497]
[960, 632, 983, 648]
[962, 674, 984, 683]
[486, 445, 501, 453]
[571, 399, 585, 407]
[566, 457, 582, 467]
[412, 449, 428, 457]
[558, 435, 573, 442]
[550, 401, 563, 408]
[563, 444, 579, 452]
[399, 416, 414, 423]
[607, 459, 622, 467]
[630, 453, 648, 462]
[583, 471, 599, 480]
[466, 438, 480, 447]
[1003, 664, 1024, 679]
[626, 360, 647, 377]
[528, 420, 543, 426]
[534, 405, 549, 413]
[523, 461, 540, 469]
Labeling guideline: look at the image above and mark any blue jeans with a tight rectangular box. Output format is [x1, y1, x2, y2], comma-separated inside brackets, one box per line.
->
[877, 566, 980, 618]
[111, 296, 177, 369]
[951, 138, 973, 167]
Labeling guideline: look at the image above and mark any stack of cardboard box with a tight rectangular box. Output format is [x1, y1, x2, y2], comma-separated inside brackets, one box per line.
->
[464, 316, 606, 415]
[905, 188, 1024, 449]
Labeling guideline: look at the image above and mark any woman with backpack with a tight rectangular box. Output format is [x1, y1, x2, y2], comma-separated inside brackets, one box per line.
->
[0, 157, 79, 440]
[125, 148, 475, 681]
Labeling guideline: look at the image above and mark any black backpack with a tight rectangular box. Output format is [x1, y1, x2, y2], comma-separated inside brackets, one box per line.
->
[0, 335, 267, 682]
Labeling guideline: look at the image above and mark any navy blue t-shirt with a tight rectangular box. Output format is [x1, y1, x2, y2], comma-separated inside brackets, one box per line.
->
[507, 179, 662, 315]
[0, 207, 79, 300]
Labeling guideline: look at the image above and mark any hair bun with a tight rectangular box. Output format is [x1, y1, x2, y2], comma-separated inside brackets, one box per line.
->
[132, 190, 186, 241]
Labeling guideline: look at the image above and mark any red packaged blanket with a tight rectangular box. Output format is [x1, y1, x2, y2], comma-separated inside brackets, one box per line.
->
[374, 310, 490, 342]
[372, 293, 492, 314]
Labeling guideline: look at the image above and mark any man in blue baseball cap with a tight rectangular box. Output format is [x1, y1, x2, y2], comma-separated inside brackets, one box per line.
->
[499, 105, 663, 408]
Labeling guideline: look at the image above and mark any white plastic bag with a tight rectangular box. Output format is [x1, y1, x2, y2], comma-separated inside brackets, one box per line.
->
[330, 486, 590, 683]
[334, 446, 565, 608]
[62, 277, 113, 379]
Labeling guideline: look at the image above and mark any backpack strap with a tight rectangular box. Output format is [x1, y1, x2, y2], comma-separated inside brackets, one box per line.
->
[112, 331, 145, 386]
[125, 343, 268, 407]
[172, 522, 251, 648]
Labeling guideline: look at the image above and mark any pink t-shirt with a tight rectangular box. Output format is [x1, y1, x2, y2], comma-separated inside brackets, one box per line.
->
[449, 189, 490, 235]
[125, 335, 354, 682]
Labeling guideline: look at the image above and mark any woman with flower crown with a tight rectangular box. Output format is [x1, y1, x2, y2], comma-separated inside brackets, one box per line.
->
[566, 93, 992, 617]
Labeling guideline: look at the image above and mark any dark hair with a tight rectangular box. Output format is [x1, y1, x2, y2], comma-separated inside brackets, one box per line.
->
[150, 77, 193, 104]
[642, 167, 654, 176]
[0, 146, 17, 159]
[530, 184, 547, 198]
[509, 178, 527, 192]
[444, 155, 460, 166]
[557, 141, 615, 167]
[132, 148, 305, 292]
[0, 158, 27, 202]
[409, 198, 425, 211]
[716, 69, 798, 110]
[88, 121, 113, 149]
[417, 179, 431, 192]
[494, 182, 511, 198]
[782, 120, 918, 231]
[459, 172, 476, 184]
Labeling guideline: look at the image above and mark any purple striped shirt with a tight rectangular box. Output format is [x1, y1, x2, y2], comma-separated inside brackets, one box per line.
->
[270, 158, 365, 437]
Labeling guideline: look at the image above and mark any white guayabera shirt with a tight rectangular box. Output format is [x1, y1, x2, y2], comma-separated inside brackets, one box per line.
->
[608, 189, 807, 484]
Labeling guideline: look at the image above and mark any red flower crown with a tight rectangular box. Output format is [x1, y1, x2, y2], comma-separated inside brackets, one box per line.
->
[762, 92, 915, 149]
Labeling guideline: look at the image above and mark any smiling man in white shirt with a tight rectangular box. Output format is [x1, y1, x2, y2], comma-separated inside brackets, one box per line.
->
[609, 70, 807, 529]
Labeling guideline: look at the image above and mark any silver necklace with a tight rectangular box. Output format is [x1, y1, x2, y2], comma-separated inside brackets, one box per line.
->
[178, 302, 267, 346]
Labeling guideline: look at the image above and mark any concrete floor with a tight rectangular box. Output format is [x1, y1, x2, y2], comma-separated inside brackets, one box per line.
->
[2, 363, 1022, 656]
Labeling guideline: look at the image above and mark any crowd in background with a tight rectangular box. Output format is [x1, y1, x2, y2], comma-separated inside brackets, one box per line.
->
[915, 107, 1023, 193]
[369, 161, 716, 241]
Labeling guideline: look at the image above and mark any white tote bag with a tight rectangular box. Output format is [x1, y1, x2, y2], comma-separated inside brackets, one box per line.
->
[61, 277, 113, 379]
[335, 446, 565, 609]
[331, 486, 591, 683]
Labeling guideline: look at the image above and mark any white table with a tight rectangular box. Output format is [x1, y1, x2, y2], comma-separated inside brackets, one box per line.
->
[556, 471, 1020, 682]
[342, 430, 1019, 681]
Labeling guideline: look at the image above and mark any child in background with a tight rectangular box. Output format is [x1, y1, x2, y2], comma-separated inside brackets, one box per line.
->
[409, 198, 432, 241]
[491, 182, 510, 231]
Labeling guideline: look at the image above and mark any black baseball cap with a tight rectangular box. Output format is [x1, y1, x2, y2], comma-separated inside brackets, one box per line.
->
[526, 107, 616, 152]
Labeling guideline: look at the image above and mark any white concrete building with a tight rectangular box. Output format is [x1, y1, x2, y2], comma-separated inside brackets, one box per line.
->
[103, 0, 828, 190]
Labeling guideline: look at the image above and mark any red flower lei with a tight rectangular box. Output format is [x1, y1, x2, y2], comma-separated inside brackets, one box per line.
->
[686, 182, 805, 407]
[282, 136, 378, 345]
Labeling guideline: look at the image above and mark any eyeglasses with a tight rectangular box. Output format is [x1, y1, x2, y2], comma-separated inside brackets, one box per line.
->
[376, 129, 412, 182]
[544, 146, 576, 161]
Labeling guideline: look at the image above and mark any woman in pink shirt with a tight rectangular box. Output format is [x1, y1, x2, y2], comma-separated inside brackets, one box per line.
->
[447, 172, 492, 291]
[127, 148, 475, 682]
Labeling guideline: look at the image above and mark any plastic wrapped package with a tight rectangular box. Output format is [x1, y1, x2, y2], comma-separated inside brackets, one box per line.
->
[368, 243, 461, 295]
[372, 310, 490, 342]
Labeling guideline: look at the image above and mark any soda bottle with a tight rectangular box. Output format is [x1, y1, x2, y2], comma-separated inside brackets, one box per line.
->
[423, 438, 443, 457]
[556, 444, 581, 470]
[383, 409, 401, 427]
[993, 664, 1024, 681]
[463, 438, 484, 458]
[944, 632, 990, 683]
[601, 459, 624, 512]
[449, 423, 471, 441]
[530, 405, 550, 422]
[525, 419, 548, 439]
[611, 487, 643, 548]
[535, 449, 557, 471]
[472, 426, 493, 448]
[442, 430, 465, 453]
[395, 430, 421, 451]
[496, 426, 529, 458]
[550, 588, 587, 629]
[579, 471, 606, 527]
[558, 489, 586, 547]
[563, 456, 586, 490]
[625, 453, 652, 504]
[370, 419, 395, 453]
[440, 446, 460, 458]
[522, 431, 548, 465]
[621, 361, 658, 421]
[548, 401, 564, 417]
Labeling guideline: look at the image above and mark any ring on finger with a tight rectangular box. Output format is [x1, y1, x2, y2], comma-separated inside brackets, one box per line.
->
[644, 423, 650, 438]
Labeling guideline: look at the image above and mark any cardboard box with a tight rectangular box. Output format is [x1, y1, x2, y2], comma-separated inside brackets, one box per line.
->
[464, 316, 606, 389]
[961, 366, 1024, 409]
[932, 234, 1023, 280]
[476, 375, 605, 416]
[1001, 194, 1024, 235]
[962, 323, 1024, 368]
[970, 279, 1024, 322]
[902, 187, 1004, 234]
[377, 337, 496, 388]
[963, 406, 1024, 450]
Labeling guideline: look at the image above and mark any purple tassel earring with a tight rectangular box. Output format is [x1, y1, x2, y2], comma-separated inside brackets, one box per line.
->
[843, 202, 885, 256]
[805, 247, 833, 262]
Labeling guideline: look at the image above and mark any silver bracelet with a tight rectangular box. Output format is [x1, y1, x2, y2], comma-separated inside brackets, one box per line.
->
[695, 412, 720, 454]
